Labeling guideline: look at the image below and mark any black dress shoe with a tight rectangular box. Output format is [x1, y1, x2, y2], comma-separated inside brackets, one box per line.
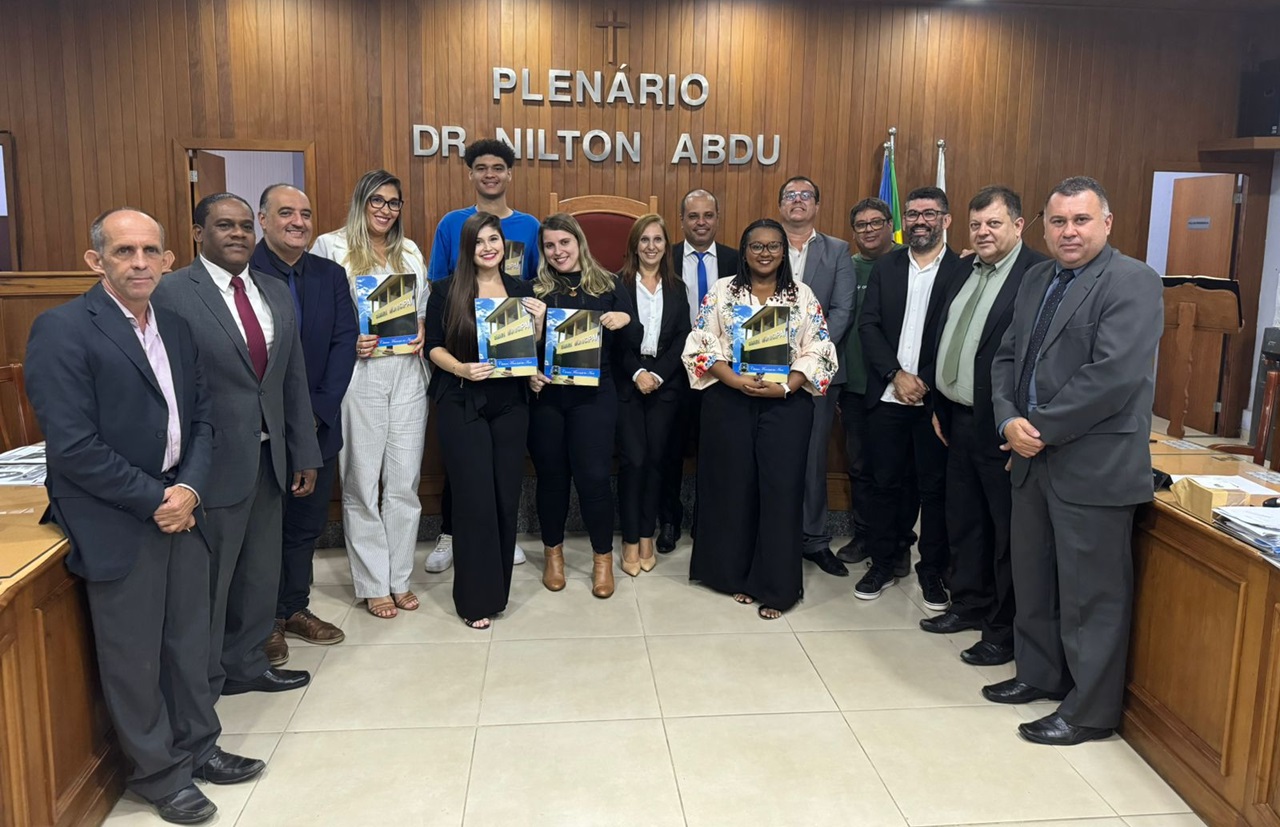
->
[1018, 712, 1114, 746]
[981, 678, 1067, 705]
[150, 784, 217, 824]
[193, 747, 266, 784]
[222, 666, 311, 696]
[657, 522, 680, 553]
[919, 611, 981, 635]
[803, 548, 849, 576]
[835, 536, 868, 564]
[961, 640, 1014, 666]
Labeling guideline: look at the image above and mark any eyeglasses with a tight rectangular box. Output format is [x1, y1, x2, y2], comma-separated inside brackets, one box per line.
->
[747, 241, 784, 254]
[853, 218, 889, 232]
[904, 209, 946, 222]
[368, 195, 404, 213]
[781, 191, 816, 203]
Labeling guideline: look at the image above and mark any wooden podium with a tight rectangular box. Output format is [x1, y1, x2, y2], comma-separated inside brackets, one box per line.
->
[1155, 279, 1242, 439]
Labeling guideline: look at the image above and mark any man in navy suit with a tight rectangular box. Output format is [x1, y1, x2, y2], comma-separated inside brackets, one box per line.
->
[26, 209, 264, 824]
[251, 184, 358, 666]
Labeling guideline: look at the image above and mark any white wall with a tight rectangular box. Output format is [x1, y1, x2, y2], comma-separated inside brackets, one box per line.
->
[1145, 171, 1224, 274]
[204, 150, 304, 241]
[0, 145, 8, 217]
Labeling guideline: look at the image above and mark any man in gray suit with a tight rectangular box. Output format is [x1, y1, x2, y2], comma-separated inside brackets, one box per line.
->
[778, 175, 856, 576]
[982, 177, 1162, 745]
[154, 193, 322, 698]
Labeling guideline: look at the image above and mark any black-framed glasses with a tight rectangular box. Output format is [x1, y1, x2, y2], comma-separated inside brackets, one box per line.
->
[747, 241, 784, 254]
[853, 218, 889, 232]
[781, 191, 816, 203]
[904, 209, 946, 222]
[368, 195, 404, 212]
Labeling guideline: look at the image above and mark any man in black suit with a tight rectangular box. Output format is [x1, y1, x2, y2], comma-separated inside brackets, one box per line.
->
[26, 209, 264, 825]
[923, 186, 1047, 667]
[658, 189, 740, 552]
[251, 184, 358, 667]
[857, 186, 966, 607]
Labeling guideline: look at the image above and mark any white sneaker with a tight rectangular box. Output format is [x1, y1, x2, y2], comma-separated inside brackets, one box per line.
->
[513, 543, 526, 565]
[425, 534, 454, 573]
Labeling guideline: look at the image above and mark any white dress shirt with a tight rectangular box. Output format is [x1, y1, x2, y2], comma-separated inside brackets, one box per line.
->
[200, 254, 276, 352]
[681, 244, 718, 325]
[632, 279, 665, 385]
[880, 246, 945, 406]
[788, 229, 818, 284]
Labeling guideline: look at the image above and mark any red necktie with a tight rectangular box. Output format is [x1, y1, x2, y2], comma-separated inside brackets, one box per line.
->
[230, 275, 268, 380]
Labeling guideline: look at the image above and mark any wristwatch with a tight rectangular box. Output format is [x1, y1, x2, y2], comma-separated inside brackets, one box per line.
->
[781, 383, 791, 397]
[885, 368, 900, 382]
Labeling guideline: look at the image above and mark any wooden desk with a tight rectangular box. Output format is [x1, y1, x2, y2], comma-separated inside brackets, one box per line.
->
[0, 487, 121, 827]
[1125, 452, 1280, 827]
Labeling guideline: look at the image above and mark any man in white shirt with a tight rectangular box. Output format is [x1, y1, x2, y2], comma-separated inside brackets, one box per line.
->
[855, 187, 966, 607]
[658, 190, 741, 552]
[778, 177, 856, 577]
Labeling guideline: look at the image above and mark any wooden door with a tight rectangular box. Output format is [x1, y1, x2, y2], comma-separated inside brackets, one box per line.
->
[191, 150, 226, 205]
[1167, 174, 1237, 278]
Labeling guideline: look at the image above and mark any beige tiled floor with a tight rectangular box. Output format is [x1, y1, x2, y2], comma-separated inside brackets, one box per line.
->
[106, 533, 1207, 827]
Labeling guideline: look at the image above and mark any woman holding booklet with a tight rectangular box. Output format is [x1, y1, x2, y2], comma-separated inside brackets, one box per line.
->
[424, 212, 545, 629]
[614, 214, 691, 577]
[681, 218, 837, 619]
[527, 213, 634, 599]
[312, 169, 428, 620]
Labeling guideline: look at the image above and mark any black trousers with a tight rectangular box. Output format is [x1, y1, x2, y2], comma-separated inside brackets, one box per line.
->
[839, 390, 919, 544]
[277, 454, 339, 619]
[690, 383, 813, 611]
[617, 383, 681, 544]
[528, 385, 618, 553]
[440, 479, 454, 535]
[658, 384, 700, 528]
[944, 406, 1015, 645]
[437, 384, 529, 619]
[865, 401, 948, 578]
[85, 526, 220, 801]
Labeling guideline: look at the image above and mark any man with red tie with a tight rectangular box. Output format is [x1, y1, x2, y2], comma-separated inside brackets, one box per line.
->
[154, 193, 322, 699]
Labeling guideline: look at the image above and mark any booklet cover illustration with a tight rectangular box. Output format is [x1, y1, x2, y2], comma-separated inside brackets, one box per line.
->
[543, 308, 601, 386]
[355, 273, 418, 356]
[502, 241, 526, 279]
[731, 304, 791, 383]
[475, 297, 537, 377]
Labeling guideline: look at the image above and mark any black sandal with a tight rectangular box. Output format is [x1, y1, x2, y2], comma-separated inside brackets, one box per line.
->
[462, 617, 491, 630]
[757, 605, 782, 620]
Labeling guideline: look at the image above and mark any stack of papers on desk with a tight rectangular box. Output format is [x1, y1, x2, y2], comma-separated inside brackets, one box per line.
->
[1213, 506, 1280, 565]
[0, 443, 45, 486]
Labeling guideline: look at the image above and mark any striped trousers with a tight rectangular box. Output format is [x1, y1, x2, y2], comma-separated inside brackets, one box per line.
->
[340, 354, 427, 598]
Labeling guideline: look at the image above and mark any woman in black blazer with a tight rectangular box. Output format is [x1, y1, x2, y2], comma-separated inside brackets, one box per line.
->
[615, 214, 691, 576]
[424, 211, 545, 629]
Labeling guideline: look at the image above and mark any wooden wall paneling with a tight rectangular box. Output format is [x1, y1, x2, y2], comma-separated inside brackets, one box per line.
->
[1247, 591, 1280, 826]
[0, 616, 30, 827]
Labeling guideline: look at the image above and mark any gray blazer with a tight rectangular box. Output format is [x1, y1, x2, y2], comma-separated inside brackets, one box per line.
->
[800, 232, 856, 383]
[153, 258, 323, 508]
[991, 245, 1163, 506]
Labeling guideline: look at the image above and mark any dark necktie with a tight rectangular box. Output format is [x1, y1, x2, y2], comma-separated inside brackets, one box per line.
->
[695, 251, 709, 305]
[230, 275, 269, 380]
[1014, 269, 1076, 415]
[287, 270, 303, 331]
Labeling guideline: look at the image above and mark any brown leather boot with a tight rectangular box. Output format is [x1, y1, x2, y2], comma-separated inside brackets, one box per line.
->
[621, 542, 641, 577]
[543, 545, 566, 591]
[592, 552, 615, 598]
[264, 618, 289, 666]
[638, 537, 657, 572]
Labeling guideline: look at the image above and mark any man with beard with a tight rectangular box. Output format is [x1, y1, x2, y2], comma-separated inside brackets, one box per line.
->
[856, 187, 965, 608]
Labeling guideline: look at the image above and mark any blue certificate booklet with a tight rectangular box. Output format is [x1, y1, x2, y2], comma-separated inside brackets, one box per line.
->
[730, 304, 791, 383]
[475, 298, 538, 377]
[355, 273, 418, 356]
[543, 308, 601, 387]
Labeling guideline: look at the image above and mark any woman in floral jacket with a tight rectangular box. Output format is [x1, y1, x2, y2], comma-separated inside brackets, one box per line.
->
[681, 218, 838, 619]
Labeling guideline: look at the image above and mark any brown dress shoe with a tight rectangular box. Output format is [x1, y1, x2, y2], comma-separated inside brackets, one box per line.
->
[543, 545, 566, 591]
[283, 609, 345, 645]
[621, 542, 641, 577]
[264, 619, 289, 666]
[592, 552, 615, 598]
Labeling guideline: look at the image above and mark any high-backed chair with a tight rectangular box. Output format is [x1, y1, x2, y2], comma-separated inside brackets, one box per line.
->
[0, 363, 41, 451]
[547, 193, 659, 273]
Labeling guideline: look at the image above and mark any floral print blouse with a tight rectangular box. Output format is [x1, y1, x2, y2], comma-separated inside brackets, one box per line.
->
[681, 277, 838, 396]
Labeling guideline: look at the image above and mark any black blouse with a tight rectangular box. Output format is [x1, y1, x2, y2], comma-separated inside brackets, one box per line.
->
[424, 274, 533, 402]
[539, 271, 637, 389]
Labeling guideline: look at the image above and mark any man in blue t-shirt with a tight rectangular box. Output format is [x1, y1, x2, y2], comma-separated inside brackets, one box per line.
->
[425, 137, 540, 574]
[426, 138, 540, 283]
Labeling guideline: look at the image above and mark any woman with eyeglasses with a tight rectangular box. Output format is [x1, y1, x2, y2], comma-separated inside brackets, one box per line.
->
[614, 214, 691, 577]
[682, 218, 837, 619]
[528, 213, 634, 599]
[312, 169, 428, 620]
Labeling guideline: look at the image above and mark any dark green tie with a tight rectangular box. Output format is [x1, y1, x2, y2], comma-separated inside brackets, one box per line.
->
[941, 266, 992, 385]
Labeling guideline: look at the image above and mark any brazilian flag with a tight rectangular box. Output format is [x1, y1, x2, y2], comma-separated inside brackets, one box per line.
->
[878, 146, 903, 244]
